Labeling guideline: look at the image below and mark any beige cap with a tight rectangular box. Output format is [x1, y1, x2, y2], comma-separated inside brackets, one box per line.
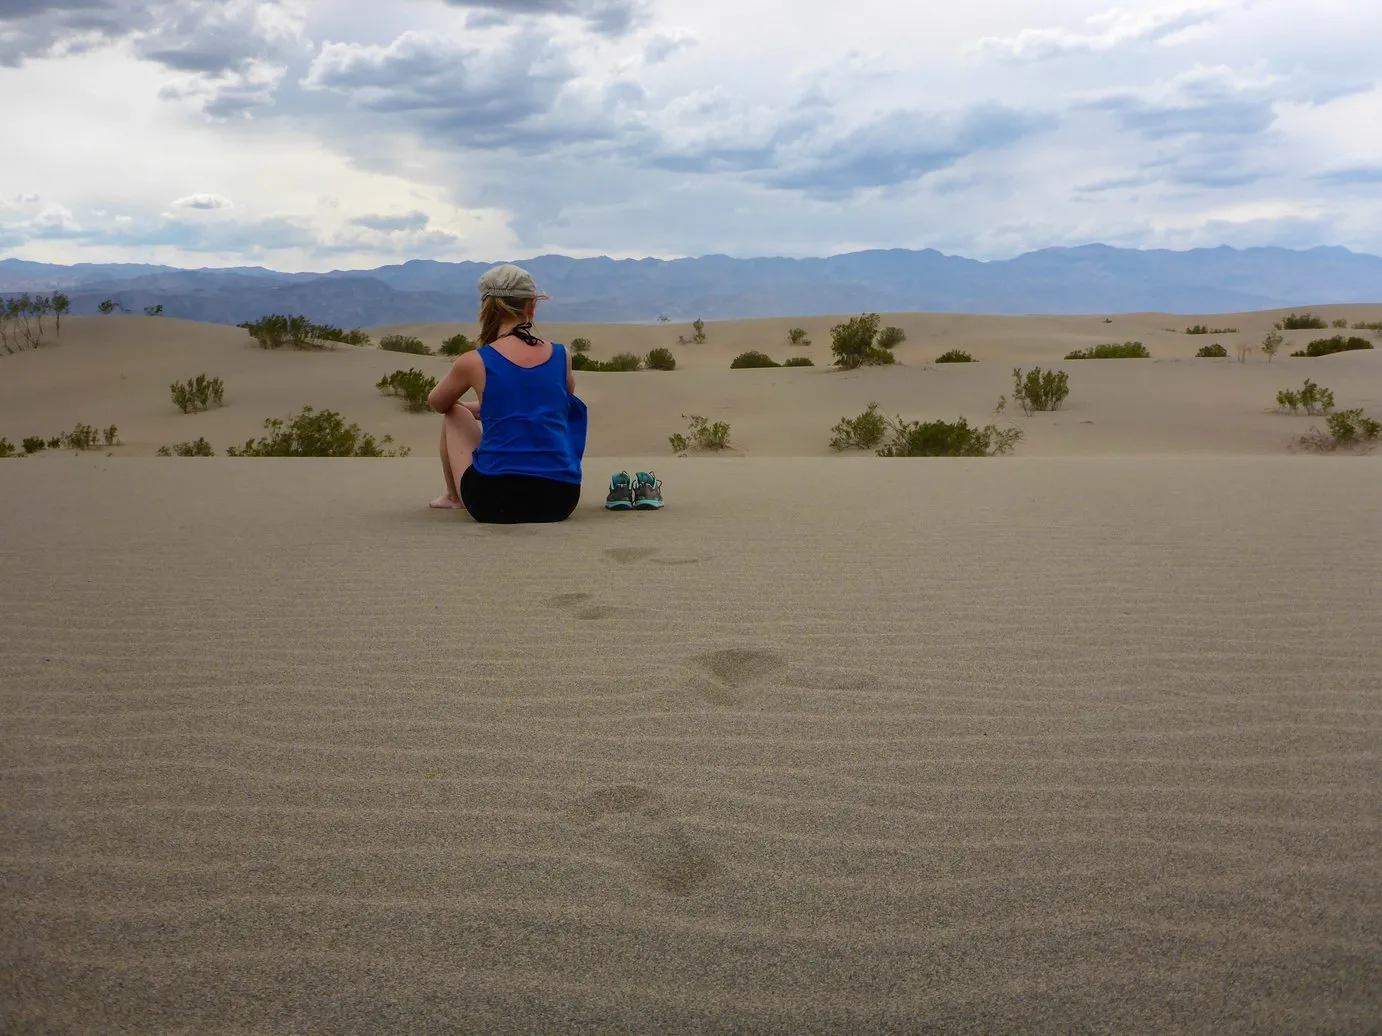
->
[478, 263, 550, 300]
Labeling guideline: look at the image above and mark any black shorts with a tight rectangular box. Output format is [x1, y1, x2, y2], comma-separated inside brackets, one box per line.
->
[459, 466, 581, 524]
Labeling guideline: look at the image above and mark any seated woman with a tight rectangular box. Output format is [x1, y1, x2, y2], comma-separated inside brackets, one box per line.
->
[427, 264, 586, 523]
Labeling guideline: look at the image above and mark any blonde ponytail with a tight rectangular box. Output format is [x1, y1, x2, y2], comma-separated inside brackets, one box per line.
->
[479, 295, 532, 345]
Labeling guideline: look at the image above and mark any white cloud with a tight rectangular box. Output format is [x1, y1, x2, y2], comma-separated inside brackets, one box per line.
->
[979, 0, 1250, 62]
[172, 193, 235, 210]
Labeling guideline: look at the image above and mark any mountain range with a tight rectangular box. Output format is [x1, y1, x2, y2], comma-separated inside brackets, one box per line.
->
[2, 244, 1380, 326]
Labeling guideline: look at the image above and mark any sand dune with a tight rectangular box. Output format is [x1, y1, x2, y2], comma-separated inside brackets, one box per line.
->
[1, 306, 1380, 459]
[1, 457, 1379, 1032]
[2, 305, 1380, 1031]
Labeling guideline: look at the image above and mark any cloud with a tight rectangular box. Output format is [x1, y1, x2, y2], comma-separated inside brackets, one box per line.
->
[1081, 66, 1279, 138]
[172, 193, 234, 210]
[351, 210, 430, 232]
[643, 29, 695, 64]
[441, 0, 646, 37]
[1313, 165, 1382, 187]
[980, 0, 1248, 62]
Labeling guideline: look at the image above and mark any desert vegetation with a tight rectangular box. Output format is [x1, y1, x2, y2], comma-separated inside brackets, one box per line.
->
[876, 326, 907, 350]
[1350, 321, 1382, 332]
[570, 337, 592, 355]
[1290, 335, 1374, 358]
[144, 304, 164, 317]
[170, 374, 225, 414]
[239, 315, 369, 349]
[0, 438, 14, 457]
[828, 403, 888, 451]
[831, 400, 1022, 456]
[157, 438, 216, 457]
[439, 333, 474, 356]
[1259, 331, 1282, 362]
[225, 407, 408, 457]
[677, 319, 707, 346]
[730, 351, 779, 369]
[1276, 379, 1335, 415]
[573, 351, 643, 372]
[1195, 343, 1229, 358]
[15, 423, 120, 453]
[1065, 341, 1150, 359]
[669, 414, 732, 453]
[1275, 312, 1327, 330]
[1, 293, 68, 353]
[1298, 410, 1382, 452]
[782, 357, 814, 367]
[788, 328, 810, 347]
[1185, 325, 1237, 334]
[830, 313, 899, 369]
[645, 347, 676, 371]
[380, 334, 431, 356]
[377, 368, 438, 412]
[1012, 367, 1069, 413]
[935, 349, 974, 363]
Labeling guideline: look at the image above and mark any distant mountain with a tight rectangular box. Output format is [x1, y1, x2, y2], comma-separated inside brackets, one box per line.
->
[2, 244, 1380, 326]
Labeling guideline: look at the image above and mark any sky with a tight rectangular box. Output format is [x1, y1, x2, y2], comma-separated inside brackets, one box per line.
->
[1, 0, 1380, 271]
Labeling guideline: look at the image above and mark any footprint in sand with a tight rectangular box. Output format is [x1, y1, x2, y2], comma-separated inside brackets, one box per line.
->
[603, 547, 703, 567]
[687, 647, 787, 705]
[573, 784, 717, 896]
[545, 591, 621, 621]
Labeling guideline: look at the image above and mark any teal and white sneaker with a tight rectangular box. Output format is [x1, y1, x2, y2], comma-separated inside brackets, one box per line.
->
[633, 471, 664, 510]
[605, 471, 635, 510]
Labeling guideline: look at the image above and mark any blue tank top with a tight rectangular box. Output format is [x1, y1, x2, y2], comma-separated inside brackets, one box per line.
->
[471, 343, 586, 484]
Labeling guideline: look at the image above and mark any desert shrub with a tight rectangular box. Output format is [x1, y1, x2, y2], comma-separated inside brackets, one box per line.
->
[1195, 343, 1229, 358]
[1331, 318, 1348, 328]
[604, 352, 643, 372]
[782, 356, 815, 367]
[1185, 325, 1237, 334]
[238, 314, 344, 350]
[225, 406, 407, 457]
[102, 425, 119, 447]
[570, 353, 595, 371]
[1350, 321, 1382, 332]
[61, 424, 101, 450]
[1276, 379, 1335, 415]
[170, 374, 225, 414]
[645, 347, 676, 371]
[669, 413, 732, 453]
[0, 292, 65, 353]
[98, 300, 117, 315]
[788, 327, 810, 346]
[935, 349, 974, 363]
[1065, 341, 1150, 359]
[376, 368, 438, 412]
[0, 439, 14, 458]
[439, 333, 474, 357]
[730, 350, 779, 369]
[312, 325, 370, 346]
[876, 326, 907, 350]
[1290, 335, 1374, 358]
[877, 412, 1023, 458]
[380, 334, 432, 356]
[1298, 409, 1382, 452]
[570, 337, 592, 355]
[829, 403, 887, 451]
[21, 436, 45, 454]
[1013, 366, 1069, 413]
[157, 437, 216, 457]
[1260, 331, 1282, 362]
[1275, 312, 1327, 330]
[830, 313, 898, 369]
[692, 318, 706, 344]
[45, 436, 60, 449]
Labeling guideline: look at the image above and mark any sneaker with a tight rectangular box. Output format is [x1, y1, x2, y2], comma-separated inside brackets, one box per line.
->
[633, 471, 664, 510]
[605, 471, 635, 510]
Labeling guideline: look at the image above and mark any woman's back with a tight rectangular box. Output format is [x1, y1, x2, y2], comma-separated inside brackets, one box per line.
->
[472, 339, 584, 483]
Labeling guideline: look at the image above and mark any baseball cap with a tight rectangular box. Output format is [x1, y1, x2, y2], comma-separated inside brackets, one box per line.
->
[478, 263, 550, 300]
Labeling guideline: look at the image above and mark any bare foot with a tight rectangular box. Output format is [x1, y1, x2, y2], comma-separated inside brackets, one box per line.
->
[430, 494, 465, 510]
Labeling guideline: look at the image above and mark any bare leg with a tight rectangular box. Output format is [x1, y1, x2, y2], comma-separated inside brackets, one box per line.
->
[431, 404, 482, 509]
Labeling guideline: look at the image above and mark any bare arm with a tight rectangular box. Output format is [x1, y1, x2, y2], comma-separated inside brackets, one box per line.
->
[429, 353, 481, 413]
[566, 346, 576, 393]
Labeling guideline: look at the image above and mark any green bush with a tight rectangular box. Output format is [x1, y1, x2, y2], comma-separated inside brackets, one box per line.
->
[439, 333, 474, 357]
[1331, 318, 1348, 328]
[238, 314, 353, 349]
[1276, 379, 1335, 415]
[1065, 341, 1150, 359]
[645, 347, 676, 371]
[1350, 321, 1382, 332]
[1290, 335, 1374, 358]
[61, 423, 101, 450]
[1275, 313, 1327, 330]
[312, 325, 370, 346]
[782, 357, 815, 367]
[876, 326, 907, 349]
[1185, 325, 1236, 334]
[1299, 409, 1382, 452]
[376, 368, 439, 412]
[1195, 343, 1229, 358]
[691, 319, 706, 344]
[45, 436, 60, 450]
[570, 337, 592, 355]
[877, 416, 1022, 457]
[225, 407, 408, 457]
[830, 313, 897, 369]
[669, 414, 732, 453]
[604, 352, 643, 372]
[157, 437, 216, 457]
[21, 437, 45, 454]
[829, 403, 887, 451]
[103, 425, 119, 447]
[0, 438, 14, 458]
[788, 327, 810, 346]
[730, 350, 779, 369]
[570, 353, 595, 371]
[1013, 367, 1069, 413]
[170, 374, 225, 413]
[935, 349, 974, 363]
[380, 334, 432, 356]
[1260, 331, 1283, 362]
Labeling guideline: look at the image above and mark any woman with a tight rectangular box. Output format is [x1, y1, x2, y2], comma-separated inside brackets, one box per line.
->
[427, 264, 586, 523]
